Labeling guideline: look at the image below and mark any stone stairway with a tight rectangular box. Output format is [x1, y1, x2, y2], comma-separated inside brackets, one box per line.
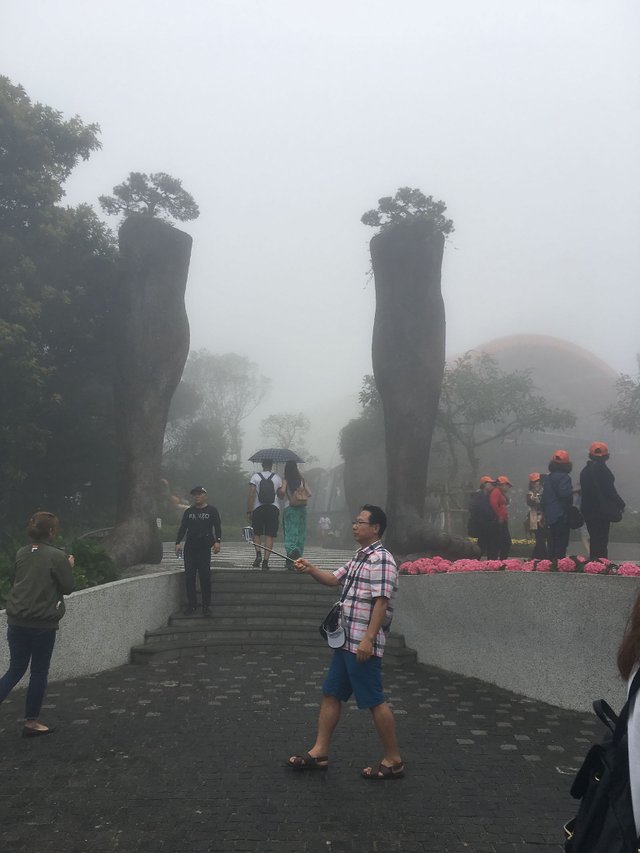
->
[131, 570, 417, 667]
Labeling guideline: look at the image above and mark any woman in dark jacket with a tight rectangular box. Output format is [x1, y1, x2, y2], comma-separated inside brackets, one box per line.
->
[0, 512, 75, 737]
[540, 450, 574, 560]
[579, 441, 625, 560]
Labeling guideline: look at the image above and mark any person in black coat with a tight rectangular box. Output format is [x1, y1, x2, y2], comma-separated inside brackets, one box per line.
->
[467, 476, 496, 557]
[175, 486, 222, 616]
[579, 441, 625, 560]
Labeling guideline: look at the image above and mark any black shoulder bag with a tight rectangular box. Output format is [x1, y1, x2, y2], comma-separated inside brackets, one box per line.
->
[564, 668, 640, 852]
[549, 475, 584, 530]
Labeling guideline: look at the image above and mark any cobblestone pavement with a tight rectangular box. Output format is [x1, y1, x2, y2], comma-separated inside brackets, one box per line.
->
[0, 644, 597, 853]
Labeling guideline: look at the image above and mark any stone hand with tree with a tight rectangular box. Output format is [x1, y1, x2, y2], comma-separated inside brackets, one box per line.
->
[363, 187, 471, 557]
[100, 174, 198, 567]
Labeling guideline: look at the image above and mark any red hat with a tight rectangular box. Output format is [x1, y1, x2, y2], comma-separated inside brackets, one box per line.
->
[496, 475, 512, 486]
[479, 475, 494, 485]
[551, 449, 571, 464]
[589, 441, 609, 457]
[528, 472, 541, 483]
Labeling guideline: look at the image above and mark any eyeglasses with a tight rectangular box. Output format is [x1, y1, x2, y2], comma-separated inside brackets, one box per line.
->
[352, 519, 371, 526]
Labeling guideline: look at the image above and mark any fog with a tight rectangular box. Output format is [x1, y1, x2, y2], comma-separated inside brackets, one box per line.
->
[3, 0, 639, 467]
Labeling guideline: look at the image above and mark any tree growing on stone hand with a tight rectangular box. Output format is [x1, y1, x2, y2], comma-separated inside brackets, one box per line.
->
[361, 186, 454, 236]
[99, 172, 199, 222]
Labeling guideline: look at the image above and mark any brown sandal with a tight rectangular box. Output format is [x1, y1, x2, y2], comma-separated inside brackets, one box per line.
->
[286, 752, 329, 771]
[361, 761, 405, 780]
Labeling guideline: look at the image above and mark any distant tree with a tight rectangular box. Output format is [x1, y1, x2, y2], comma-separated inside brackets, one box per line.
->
[99, 172, 199, 222]
[260, 412, 315, 462]
[340, 362, 577, 498]
[437, 352, 577, 484]
[163, 418, 228, 492]
[358, 374, 381, 411]
[181, 351, 270, 461]
[0, 76, 117, 529]
[604, 355, 640, 434]
[361, 186, 454, 236]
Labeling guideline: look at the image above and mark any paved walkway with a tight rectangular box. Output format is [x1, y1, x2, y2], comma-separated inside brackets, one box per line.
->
[0, 641, 595, 852]
[122, 543, 357, 578]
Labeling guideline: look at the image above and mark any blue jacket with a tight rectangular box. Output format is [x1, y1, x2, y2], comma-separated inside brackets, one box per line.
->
[541, 471, 573, 526]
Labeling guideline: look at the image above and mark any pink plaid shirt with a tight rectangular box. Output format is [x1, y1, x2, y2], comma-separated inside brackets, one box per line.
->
[333, 540, 398, 658]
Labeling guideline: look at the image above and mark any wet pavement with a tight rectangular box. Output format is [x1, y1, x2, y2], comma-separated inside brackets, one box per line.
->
[0, 644, 597, 852]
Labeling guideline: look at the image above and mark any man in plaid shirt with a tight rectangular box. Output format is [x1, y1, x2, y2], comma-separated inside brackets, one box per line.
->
[286, 504, 404, 780]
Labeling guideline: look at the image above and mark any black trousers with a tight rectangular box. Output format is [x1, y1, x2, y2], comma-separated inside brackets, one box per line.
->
[486, 523, 511, 560]
[548, 518, 570, 559]
[585, 517, 611, 560]
[184, 545, 212, 608]
[531, 527, 548, 559]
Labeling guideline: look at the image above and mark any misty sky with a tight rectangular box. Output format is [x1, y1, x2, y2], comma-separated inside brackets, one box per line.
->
[3, 0, 639, 467]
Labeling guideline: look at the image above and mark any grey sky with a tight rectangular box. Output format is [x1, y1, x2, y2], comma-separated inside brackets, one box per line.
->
[3, 0, 639, 466]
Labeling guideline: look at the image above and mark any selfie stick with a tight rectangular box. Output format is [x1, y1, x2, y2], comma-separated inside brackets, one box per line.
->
[242, 526, 292, 563]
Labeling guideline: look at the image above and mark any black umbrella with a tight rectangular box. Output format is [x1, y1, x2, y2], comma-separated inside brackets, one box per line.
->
[248, 448, 305, 464]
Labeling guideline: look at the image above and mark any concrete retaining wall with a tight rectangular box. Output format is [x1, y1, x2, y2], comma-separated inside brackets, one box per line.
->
[0, 569, 182, 682]
[393, 573, 640, 711]
[2, 568, 639, 711]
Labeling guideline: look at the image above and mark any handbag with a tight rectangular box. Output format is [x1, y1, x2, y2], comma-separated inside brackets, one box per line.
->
[319, 560, 364, 648]
[567, 504, 584, 530]
[549, 475, 583, 529]
[290, 479, 312, 507]
[599, 496, 624, 524]
[563, 668, 640, 851]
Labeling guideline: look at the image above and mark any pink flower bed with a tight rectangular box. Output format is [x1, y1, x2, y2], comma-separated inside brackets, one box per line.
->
[398, 555, 640, 576]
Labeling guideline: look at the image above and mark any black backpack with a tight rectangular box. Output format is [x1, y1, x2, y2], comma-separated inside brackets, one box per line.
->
[257, 473, 276, 504]
[564, 669, 640, 852]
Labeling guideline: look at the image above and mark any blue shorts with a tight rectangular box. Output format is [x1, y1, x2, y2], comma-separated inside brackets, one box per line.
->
[322, 649, 385, 709]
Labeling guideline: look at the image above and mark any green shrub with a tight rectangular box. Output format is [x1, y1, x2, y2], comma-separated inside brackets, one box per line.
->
[68, 538, 120, 589]
[0, 535, 120, 610]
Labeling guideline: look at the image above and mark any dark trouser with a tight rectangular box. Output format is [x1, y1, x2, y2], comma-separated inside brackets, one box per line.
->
[585, 517, 610, 560]
[531, 528, 548, 559]
[0, 625, 57, 720]
[184, 545, 212, 608]
[548, 518, 571, 559]
[486, 523, 511, 560]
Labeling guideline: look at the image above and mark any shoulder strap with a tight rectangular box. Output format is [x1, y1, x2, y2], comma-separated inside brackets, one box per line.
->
[339, 557, 368, 603]
[611, 667, 640, 747]
[258, 473, 265, 481]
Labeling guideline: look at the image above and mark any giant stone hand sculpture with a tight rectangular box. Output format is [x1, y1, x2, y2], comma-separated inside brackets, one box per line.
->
[366, 193, 477, 559]
[105, 214, 191, 567]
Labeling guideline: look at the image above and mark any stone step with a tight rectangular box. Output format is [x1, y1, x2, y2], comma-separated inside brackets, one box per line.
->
[169, 603, 330, 625]
[131, 637, 331, 664]
[131, 636, 416, 667]
[148, 618, 325, 640]
[211, 565, 331, 589]
[200, 592, 337, 606]
[132, 564, 417, 668]
[207, 576, 337, 592]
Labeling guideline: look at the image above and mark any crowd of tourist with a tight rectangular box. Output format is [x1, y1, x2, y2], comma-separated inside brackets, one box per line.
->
[468, 441, 626, 562]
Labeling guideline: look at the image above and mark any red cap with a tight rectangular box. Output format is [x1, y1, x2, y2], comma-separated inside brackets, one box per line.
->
[496, 475, 512, 486]
[479, 475, 494, 485]
[551, 449, 571, 464]
[589, 441, 609, 457]
[528, 472, 541, 483]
